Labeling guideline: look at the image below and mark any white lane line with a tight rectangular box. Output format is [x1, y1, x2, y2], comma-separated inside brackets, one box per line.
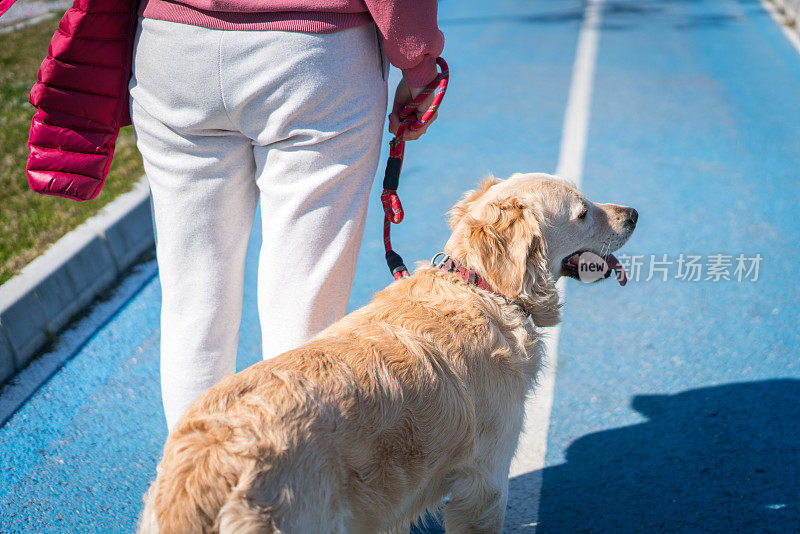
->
[508, 0, 604, 529]
[759, 0, 800, 54]
[554, 0, 604, 185]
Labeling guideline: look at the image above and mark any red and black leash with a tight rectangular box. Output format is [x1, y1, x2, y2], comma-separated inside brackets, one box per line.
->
[381, 57, 449, 280]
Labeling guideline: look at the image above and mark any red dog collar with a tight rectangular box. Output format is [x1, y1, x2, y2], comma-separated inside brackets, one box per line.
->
[432, 253, 496, 293]
[431, 253, 532, 319]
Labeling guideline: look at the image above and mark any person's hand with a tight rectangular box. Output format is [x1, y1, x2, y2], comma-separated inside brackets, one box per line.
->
[388, 78, 439, 141]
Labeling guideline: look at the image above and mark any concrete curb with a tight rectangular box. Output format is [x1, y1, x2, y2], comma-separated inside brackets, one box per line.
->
[0, 0, 71, 33]
[0, 176, 155, 385]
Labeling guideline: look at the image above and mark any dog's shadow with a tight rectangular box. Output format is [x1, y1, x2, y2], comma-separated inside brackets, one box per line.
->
[415, 379, 800, 533]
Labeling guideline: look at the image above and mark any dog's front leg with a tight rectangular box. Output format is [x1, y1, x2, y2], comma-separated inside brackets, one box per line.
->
[442, 468, 508, 533]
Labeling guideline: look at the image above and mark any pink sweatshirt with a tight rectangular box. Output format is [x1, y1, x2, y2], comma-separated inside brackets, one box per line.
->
[139, 0, 444, 87]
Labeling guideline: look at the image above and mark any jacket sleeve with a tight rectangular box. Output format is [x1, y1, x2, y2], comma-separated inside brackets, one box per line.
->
[362, 0, 444, 88]
[0, 0, 20, 18]
[26, 0, 139, 201]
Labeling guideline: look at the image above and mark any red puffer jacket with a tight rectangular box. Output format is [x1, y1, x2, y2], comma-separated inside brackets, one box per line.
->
[25, 0, 140, 201]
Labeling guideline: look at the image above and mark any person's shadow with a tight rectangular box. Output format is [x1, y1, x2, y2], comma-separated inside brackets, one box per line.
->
[415, 379, 800, 533]
[508, 379, 800, 533]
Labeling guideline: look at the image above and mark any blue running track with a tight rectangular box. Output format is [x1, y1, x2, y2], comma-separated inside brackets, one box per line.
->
[2, 0, 799, 532]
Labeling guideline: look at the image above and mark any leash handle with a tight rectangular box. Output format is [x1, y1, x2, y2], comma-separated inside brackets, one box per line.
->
[388, 57, 450, 160]
[382, 58, 449, 280]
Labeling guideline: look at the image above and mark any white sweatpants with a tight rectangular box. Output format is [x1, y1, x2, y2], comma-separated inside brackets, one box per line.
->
[129, 18, 388, 430]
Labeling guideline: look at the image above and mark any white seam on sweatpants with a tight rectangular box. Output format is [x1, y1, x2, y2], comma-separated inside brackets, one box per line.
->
[129, 18, 388, 430]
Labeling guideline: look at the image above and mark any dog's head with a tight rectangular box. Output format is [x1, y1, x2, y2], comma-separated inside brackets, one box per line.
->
[443, 173, 637, 327]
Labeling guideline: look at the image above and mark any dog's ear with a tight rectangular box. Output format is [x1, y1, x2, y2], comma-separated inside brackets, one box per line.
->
[445, 177, 561, 326]
[465, 198, 531, 298]
[448, 177, 499, 229]
[463, 199, 561, 327]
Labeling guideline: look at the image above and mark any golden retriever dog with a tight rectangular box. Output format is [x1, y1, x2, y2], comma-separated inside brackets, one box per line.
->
[138, 173, 637, 533]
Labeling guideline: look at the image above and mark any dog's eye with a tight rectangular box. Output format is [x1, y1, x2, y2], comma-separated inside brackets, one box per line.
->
[577, 207, 588, 220]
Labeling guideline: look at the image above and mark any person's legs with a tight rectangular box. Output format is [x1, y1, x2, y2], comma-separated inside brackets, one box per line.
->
[129, 19, 258, 429]
[218, 25, 388, 358]
[130, 19, 388, 429]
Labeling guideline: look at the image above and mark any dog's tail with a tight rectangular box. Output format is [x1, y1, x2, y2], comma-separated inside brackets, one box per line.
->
[137, 417, 266, 534]
[216, 484, 279, 534]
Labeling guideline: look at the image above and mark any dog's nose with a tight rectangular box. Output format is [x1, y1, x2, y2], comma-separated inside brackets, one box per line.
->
[626, 208, 638, 227]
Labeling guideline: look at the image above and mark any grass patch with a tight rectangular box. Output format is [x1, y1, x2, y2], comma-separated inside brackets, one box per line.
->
[0, 12, 144, 285]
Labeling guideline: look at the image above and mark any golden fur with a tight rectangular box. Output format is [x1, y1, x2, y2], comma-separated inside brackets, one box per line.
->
[138, 173, 636, 533]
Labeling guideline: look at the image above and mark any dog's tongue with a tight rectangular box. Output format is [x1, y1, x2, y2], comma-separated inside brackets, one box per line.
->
[603, 253, 627, 286]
